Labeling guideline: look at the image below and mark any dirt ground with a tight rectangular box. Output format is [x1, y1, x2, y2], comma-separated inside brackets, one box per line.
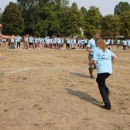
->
[0, 45, 130, 130]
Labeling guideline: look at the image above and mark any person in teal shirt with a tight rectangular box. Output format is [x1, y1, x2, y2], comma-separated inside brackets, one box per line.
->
[87, 31, 99, 79]
[89, 38, 117, 110]
[127, 39, 130, 50]
[122, 39, 127, 50]
[117, 39, 120, 49]
[15, 35, 22, 48]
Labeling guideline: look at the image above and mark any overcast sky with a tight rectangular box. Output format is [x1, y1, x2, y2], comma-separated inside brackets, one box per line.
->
[0, 0, 130, 16]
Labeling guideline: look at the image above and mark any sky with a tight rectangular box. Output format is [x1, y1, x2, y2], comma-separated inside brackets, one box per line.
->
[0, 0, 130, 16]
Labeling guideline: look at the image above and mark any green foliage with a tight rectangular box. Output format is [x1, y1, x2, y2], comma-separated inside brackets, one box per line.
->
[84, 6, 102, 38]
[1, 0, 130, 37]
[2, 2, 24, 35]
[60, 3, 83, 37]
[120, 11, 130, 36]
[101, 14, 120, 38]
[114, 1, 130, 15]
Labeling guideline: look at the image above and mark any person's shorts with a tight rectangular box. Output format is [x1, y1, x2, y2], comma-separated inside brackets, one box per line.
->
[88, 54, 96, 69]
[58, 43, 62, 47]
[66, 43, 70, 48]
[35, 43, 39, 47]
[84, 43, 87, 46]
[29, 42, 32, 45]
[117, 44, 120, 46]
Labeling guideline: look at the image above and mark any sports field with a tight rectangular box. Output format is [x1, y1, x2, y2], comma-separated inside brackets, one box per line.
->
[0, 45, 130, 130]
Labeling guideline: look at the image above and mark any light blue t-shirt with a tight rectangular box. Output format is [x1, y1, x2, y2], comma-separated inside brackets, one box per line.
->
[107, 39, 111, 44]
[57, 38, 61, 44]
[67, 39, 70, 44]
[105, 41, 109, 45]
[128, 40, 130, 46]
[34, 38, 38, 43]
[84, 39, 87, 43]
[93, 47, 114, 74]
[123, 40, 127, 45]
[117, 40, 120, 44]
[87, 38, 96, 55]
[78, 40, 81, 44]
[29, 37, 33, 43]
[16, 36, 22, 42]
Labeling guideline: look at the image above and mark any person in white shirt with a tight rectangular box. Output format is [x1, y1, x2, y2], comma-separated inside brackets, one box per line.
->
[15, 35, 22, 48]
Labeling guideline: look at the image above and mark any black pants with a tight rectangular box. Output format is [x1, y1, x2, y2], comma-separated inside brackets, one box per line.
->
[123, 45, 127, 50]
[96, 73, 111, 108]
[17, 42, 20, 48]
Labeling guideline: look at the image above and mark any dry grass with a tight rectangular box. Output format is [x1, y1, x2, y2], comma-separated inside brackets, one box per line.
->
[0, 45, 130, 130]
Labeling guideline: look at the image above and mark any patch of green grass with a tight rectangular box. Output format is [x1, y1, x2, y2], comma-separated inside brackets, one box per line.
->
[18, 108, 24, 110]
[33, 124, 39, 126]
[23, 77, 27, 80]
[4, 109, 8, 112]
[113, 125, 124, 130]
[33, 104, 42, 110]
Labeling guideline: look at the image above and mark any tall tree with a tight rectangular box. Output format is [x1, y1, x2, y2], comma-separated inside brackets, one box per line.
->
[84, 6, 102, 38]
[101, 14, 120, 38]
[61, 2, 83, 37]
[2, 2, 24, 35]
[114, 1, 130, 15]
[34, 4, 60, 36]
[120, 11, 130, 36]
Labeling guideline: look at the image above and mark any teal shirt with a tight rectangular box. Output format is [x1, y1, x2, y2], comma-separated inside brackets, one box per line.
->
[16, 36, 22, 42]
[117, 40, 120, 44]
[123, 40, 127, 45]
[93, 47, 114, 74]
[87, 38, 96, 55]
[128, 40, 130, 46]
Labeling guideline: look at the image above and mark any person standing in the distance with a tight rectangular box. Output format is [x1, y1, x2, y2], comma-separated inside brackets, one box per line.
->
[24, 34, 29, 49]
[87, 31, 99, 79]
[127, 38, 130, 50]
[15, 35, 22, 48]
[111, 38, 114, 48]
[116, 39, 120, 49]
[0, 23, 15, 59]
[89, 38, 117, 110]
[10, 35, 15, 49]
[122, 39, 127, 50]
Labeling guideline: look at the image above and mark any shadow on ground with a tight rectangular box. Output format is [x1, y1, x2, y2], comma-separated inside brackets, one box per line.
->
[70, 72, 90, 78]
[66, 88, 102, 107]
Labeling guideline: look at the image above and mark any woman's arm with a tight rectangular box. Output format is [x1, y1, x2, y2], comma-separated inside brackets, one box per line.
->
[112, 54, 117, 63]
[0, 34, 15, 39]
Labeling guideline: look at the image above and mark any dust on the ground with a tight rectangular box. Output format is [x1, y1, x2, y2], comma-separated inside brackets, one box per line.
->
[0, 45, 130, 130]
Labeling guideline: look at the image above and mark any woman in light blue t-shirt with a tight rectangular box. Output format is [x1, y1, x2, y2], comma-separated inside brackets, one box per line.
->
[89, 38, 117, 110]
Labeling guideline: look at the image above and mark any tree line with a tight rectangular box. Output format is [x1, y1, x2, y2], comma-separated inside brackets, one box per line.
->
[0, 0, 130, 39]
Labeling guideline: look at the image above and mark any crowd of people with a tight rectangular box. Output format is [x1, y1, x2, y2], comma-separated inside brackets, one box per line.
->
[0, 34, 88, 50]
[0, 33, 130, 50]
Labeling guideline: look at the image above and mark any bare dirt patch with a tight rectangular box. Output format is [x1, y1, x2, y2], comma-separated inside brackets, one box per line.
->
[0, 46, 130, 130]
